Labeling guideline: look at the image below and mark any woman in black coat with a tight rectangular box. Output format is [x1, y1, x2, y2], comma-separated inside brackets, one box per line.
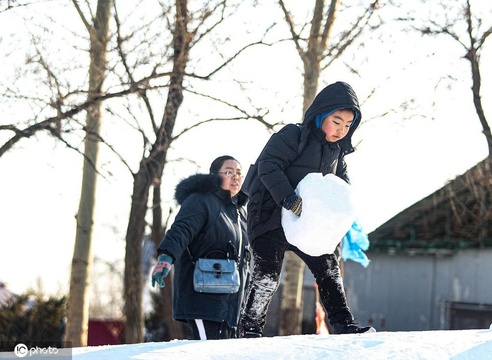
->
[239, 82, 375, 337]
[151, 156, 250, 340]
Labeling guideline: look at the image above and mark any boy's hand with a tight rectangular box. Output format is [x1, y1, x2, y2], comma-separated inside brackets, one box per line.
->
[283, 193, 302, 216]
[151, 254, 173, 288]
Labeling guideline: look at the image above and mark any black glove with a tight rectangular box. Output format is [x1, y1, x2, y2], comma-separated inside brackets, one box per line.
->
[283, 193, 302, 216]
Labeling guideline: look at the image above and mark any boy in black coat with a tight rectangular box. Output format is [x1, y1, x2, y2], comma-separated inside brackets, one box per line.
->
[239, 81, 375, 337]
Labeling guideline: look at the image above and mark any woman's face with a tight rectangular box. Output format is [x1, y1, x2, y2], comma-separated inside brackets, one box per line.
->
[321, 109, 354, 142]
[217, 159, 242, 197]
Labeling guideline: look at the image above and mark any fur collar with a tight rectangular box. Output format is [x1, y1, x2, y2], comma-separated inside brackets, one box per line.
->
[174, 173, 248, 206]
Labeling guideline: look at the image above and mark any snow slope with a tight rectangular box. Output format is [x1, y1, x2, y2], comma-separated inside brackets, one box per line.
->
[68, 329, 492, 360]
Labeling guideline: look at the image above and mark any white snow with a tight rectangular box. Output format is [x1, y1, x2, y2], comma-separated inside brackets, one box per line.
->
[282, 173, 357, 256]
[68, 329, 492, 360]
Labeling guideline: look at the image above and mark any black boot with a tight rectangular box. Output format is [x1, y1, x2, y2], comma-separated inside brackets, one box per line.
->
[332, 319, 376, 335]
[239, 324, 263, 338]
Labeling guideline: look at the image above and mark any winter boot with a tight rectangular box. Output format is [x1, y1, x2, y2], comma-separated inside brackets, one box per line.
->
[239, 324, 263, 338]
[332, 319, 376, 335]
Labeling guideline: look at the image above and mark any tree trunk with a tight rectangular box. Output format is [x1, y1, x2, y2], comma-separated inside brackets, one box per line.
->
[123, 0, 191, 344]
[278, 252, 304, 335]
[65, 0, 113, 347]
[463, 0, 492, 157]
[466, 48, 491, 156]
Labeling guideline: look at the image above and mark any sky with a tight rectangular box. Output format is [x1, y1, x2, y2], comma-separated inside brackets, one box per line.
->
[2, 329, 491, 359]
[0, 1, 491, 302]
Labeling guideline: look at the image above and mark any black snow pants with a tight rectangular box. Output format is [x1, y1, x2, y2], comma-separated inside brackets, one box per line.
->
[240, 228, 353, 331]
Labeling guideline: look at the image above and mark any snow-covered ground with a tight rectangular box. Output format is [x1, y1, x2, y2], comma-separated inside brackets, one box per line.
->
[67, 329, 492, 360]
[2, 329, 490, 359]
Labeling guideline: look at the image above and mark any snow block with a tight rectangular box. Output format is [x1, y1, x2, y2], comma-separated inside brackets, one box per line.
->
[281, 173, 356, 256]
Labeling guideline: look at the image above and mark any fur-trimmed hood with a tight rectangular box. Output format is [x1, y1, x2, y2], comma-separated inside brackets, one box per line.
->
[174, 173, 248, 206]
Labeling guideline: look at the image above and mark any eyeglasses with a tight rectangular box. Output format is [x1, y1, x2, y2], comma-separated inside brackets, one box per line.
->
[218, 171, 243, 178]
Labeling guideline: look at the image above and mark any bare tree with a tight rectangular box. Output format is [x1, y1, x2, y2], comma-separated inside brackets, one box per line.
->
[122, 0, 192, 342]
[0, 0, 275, 343]
[64, 0, 114, 347]
[410, 0, 492, 156]
[277, 0, 381, 335]
[119, 0, 278, 343]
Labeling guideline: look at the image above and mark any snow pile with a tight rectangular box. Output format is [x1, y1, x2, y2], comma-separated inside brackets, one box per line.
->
[282, 173, 356, 256]
[67, 329, 492, 360]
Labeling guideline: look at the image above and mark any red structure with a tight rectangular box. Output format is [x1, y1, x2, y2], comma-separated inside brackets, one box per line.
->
[88, 319, 125, 346]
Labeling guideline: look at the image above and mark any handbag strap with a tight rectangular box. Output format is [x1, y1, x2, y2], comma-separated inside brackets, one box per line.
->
[224, 209, 242, 263]
[187, 247, 235, 265]
[236, 209, 243, 262]
[187, 208, 243, 264]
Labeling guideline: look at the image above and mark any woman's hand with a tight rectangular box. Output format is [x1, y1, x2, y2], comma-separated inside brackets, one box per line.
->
[151, 254, 173, 288]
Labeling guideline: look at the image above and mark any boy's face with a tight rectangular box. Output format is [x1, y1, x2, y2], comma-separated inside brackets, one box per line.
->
[218, 159, 242, 197]
[320, 109, 354, 142]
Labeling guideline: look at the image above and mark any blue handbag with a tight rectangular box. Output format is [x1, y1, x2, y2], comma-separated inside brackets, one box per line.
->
[193, 258, 240, 294]
[189, 214, 243, 294]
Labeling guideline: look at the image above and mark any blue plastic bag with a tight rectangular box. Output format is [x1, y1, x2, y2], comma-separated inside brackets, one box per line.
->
[342, 220, 370, 267]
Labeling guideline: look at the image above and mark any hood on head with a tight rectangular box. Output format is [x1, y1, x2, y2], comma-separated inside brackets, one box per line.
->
[302, 81, 361, 154]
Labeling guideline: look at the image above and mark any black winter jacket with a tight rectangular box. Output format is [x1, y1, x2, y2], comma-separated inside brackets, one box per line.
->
[157, 174, 249, 327]
[247, 81, 362, 241]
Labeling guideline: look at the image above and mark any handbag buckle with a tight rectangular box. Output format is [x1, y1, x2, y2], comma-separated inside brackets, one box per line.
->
[213, 262, 223, 278]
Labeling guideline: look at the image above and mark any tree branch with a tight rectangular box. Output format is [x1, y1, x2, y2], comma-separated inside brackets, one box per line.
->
[278, 0, 304, 60]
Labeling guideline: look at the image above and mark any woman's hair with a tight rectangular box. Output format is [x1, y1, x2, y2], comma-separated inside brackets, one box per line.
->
[209, 155, 238, 174]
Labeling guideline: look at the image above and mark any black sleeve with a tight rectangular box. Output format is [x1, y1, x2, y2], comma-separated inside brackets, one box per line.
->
[257, 124, 301, 205]
[156, 193, 208, 260]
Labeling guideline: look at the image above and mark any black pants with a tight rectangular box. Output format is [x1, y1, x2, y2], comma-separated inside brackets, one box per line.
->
[187, 319, 235, 340]
[240, 228, 352, 331]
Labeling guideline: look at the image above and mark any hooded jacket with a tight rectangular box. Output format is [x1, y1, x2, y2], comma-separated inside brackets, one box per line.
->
[157, 173, 249, 327]
[247, 81, 362, 242]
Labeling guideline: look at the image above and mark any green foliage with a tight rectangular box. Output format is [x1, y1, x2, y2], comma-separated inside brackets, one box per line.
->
[0, 292, 66, 351]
